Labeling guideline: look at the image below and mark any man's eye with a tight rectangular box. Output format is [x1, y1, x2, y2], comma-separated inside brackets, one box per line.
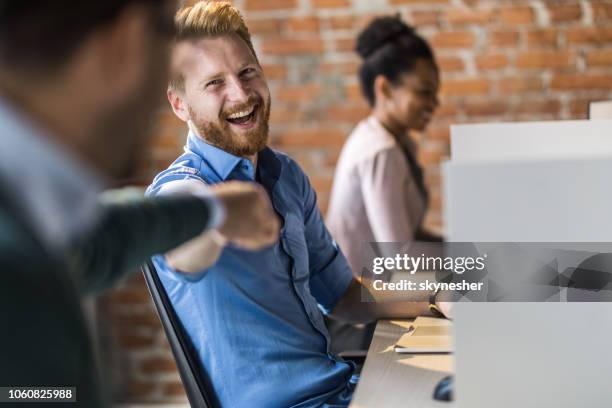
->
[241, 68, 257, 78]
[207, 79, 223, 87]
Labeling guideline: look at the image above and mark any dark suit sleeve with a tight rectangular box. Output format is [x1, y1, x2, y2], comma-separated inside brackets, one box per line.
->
[70, 195, 213, 294]
[0, 245, 104, 407]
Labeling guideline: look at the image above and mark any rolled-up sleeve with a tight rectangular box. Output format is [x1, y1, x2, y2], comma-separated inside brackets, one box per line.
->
[299, 168, 353, 313]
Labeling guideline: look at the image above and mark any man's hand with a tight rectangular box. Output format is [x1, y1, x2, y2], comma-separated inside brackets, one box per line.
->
[211, 181, 280, 250]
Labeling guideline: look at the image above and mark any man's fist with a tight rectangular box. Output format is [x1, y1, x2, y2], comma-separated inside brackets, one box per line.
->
[211, 181, 280, 250]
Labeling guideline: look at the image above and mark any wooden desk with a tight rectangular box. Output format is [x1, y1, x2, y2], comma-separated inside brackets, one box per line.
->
[350, 320, 454, 408]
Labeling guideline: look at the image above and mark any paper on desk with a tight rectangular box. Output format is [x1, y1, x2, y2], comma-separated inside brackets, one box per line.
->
[394, 317, 453, 354]
[413, 316, 451, 327]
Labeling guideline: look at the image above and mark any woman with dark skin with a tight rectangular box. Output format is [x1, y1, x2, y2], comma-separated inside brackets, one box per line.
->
[328, 15, 442, 277]
[326, 15, 444, 351]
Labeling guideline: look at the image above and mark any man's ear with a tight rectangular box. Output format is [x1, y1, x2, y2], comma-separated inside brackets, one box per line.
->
[168, 87, 190, 122]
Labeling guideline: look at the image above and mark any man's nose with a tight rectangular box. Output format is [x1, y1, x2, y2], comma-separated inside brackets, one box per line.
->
[226, 76, 249, 102]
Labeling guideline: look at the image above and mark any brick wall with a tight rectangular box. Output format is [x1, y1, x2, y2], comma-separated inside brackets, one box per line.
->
[103, 0, 612, 404]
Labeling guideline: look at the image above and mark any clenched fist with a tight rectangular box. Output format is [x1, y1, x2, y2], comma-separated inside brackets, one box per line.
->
[211, 181, 280, 250]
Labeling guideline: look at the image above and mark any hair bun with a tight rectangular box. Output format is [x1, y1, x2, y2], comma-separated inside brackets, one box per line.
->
[356, 15, 415, 59]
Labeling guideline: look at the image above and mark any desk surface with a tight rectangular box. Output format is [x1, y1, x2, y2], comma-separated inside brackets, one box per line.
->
[350, 320, 454, 408]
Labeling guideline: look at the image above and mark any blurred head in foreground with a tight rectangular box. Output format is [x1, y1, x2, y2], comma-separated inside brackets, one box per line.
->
[357, 15, 440, 135]
[0, 0, 177, 179]
[167, 1, 271, 158]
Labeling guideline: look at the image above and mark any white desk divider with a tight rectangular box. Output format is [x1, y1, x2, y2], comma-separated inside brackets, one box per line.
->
[443, 157, 612, 242]
[590, 100, 612, 119]
[450, 120, 612, 163]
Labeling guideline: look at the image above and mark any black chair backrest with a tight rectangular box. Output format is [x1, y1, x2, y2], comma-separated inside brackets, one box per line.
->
[141, 261, 220, 408]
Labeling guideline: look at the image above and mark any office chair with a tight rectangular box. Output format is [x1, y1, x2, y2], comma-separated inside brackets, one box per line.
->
[141, 261, 221, 408]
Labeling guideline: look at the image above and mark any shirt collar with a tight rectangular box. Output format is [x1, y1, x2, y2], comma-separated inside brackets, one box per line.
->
[186, 130, 256, 181]
[0, 96, 103, 253]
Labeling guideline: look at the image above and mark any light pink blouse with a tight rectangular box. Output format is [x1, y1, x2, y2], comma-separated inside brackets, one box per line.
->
[326, 116, 426, 275]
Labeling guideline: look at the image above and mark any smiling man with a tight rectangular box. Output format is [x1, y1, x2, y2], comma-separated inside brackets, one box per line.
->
[147, 2, 445, 407]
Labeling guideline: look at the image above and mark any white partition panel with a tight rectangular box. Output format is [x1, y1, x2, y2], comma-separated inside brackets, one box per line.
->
[450, 120, 612, 163]
[590, 101, 612, 119]
[443, 157, 612, 242]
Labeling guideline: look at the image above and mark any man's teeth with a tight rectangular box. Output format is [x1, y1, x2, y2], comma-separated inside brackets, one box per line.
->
[227, 106, 255, 119]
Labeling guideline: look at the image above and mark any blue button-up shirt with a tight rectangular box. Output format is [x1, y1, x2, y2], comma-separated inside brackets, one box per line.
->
[146, 132, 356, 407]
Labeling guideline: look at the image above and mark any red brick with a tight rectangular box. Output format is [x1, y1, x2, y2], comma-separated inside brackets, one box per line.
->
[118, 333, 156, 349]
[244, 0, 297, 11]
[441, 79, 490, 96]
[150, 131, 180, 150]
[141, 357, 178, 373]
[431, 31, 476, 48]
[126, 380, 156, 398]
[324, 148, 343, 167]
[269, 108, 304, 124]
[499, 5, 535, 24]
[108, 288, 152, 304]
[327, 15, 355, 30]
[498, 77, 542, 94]
[592, 1, 612, 21]
[475, 53, 509, 70]
[262, 64, 287, 80]
[464, 100, 507, 116]
[568, 98, 592, 117]
[325, 103, 370, 123]
[275, 129, 347, 147]
[514, 99, 561, 115]
[418, 144, 448, 166]
[516, 51, 575, 69]
[551, 74, 612, 91]
[310, 176, 334, 194]
[437, 56, 465, 72]
[288, 16, 320, 32]
[275, 84, 321, 103]
[335, 38, 356, 53]
[410, 11, 440, 26]
[488, 29, 519, 47]
[390, 0, 448, 3]
[111, 312, 162, 328]
[262, 38, 325, 55]
[434, 103, 460, 118]
[312, 0, 349, 8]
[345, 84, 363, 102]
[156, 109, 182, 128]
[320, 61, 360, 75]
[125, 273, 146, 286]
[355, 13, 386, 32]
[586, 49, 612, 67]
[426, 126, 451, 142]
[245, 18, 283, 36]
[526, 29, 558, 47]
[325, 105, 370, 122]
[445, 8, 496, 25]
[566, 27, 612, 44]
[547, 3, 582, 23]
[162, 382, 186, 397]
